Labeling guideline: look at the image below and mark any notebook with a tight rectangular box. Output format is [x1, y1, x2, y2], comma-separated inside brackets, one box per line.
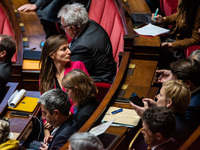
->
[8, 96, 39, 112]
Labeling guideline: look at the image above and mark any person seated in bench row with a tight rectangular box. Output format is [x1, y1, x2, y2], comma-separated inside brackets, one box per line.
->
[38, 89, 77, 150]
[62, 69, 99, 130]
[142, 107, 180, 150]
[58, 3, 116, 84]
[0, 34, 16, 102]
[18, 0, 91, 38]
[131, 80, 192, 144]
[39, 34, 89, 114]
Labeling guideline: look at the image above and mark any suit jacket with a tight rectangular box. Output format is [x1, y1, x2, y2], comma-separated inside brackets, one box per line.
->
[185, 88, 200, 131]
[154, 138, 180, 150]
[70, 20, 116, 83]
[73, 97, 99, 130]
[163, 0, 200, 51]
[35, 0, 91, 22]
[173, 113, 193, 144]
[47, 119, 77, 150]
[0, 60, 12, 102]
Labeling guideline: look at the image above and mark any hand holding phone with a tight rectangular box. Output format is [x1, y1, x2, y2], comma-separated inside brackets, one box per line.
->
[32, 140, 44, 148]
[129, 92, 144, 107]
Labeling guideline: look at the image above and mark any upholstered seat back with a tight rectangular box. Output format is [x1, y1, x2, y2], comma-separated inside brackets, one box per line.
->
[88, 0, 126, 63]
[160, 0, 178, 16]
[0, 4, 17, 62]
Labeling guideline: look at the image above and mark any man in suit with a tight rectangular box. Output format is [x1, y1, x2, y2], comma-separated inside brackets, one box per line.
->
[58, 3, 116, 83]
[18, 0, 91, 38]
[37, 89, 77, 150]
[142, 107, 180, 150]
[0, 35, 16, 102]
[156, 58, 200, 132]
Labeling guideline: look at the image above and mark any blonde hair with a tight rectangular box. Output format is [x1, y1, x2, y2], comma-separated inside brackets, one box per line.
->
[62, 69, 98, 107]
[163, 80, 191, 113]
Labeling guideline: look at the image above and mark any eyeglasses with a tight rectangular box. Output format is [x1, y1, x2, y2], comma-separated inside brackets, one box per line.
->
[60, 24, 71, 30]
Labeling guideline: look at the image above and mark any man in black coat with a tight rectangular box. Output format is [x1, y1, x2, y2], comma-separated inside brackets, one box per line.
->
[37, 89, 77, 150]
[58, 3, 116, 83]
[0, 35, 16, 102]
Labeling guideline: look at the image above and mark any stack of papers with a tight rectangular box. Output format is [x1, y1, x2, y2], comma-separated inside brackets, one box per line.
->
[133, 23, 170, 36]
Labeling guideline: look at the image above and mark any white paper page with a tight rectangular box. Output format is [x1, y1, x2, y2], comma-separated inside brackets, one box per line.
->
[134, 23, 170, 36]
[89, 119, 115, 136]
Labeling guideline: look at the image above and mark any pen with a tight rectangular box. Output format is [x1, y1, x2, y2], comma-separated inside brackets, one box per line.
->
[108, 108, 123, 115]
[153, 8, 159, 21]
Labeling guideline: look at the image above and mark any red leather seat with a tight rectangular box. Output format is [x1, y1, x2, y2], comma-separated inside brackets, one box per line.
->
[88, 0, 126, 101]
[185, 45, 200, 58]
[0, 4, 17, 62]
[160, 0, 178, 17]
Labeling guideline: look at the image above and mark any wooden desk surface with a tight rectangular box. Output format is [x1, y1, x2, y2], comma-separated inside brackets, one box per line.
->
[11, 0, 46, 51]
[119, 0, 161, 60]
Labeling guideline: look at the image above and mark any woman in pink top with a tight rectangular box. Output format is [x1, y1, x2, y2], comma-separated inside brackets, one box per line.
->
[39, 34, 89, 113]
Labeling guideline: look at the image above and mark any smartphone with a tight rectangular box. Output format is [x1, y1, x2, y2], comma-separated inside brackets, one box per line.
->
[129, 92, 144, 107]
[39, 41, 44, 49]
[32, 140, 44, 148]
[10, 111, 30, 117]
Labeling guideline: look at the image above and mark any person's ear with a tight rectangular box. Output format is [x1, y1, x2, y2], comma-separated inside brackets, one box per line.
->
[185, 80, 192, 88]
[155, 132, 163, 141]
[71, 25, 77, 34]
[49, 52, 55, 59]
[0, 50, 6, 58]
[166, 99, 172, 108]
[54, 109, 60, 118]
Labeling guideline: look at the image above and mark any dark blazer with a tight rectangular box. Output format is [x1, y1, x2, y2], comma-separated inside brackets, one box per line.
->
[154, 138, 180, 150]
[73, 97, 99, 130]
[0, 60, 12, 102]
[185, 88, 200, 131]
[47, 119, 77, 150]
[173, 113, 193, 144]
[70, 20, 116, 83]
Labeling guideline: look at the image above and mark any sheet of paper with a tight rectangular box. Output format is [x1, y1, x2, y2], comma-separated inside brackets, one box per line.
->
[89, 119, 115, 136]
[102, 106, 140, 127]
[133, 23, 170, 36]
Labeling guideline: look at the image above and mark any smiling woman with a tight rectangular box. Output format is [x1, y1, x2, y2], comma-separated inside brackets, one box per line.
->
[39, 34, 89, 114]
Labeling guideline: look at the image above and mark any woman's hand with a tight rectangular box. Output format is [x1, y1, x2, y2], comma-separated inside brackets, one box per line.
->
[151, 14, 165, 24]
[161, 42, 172, 47]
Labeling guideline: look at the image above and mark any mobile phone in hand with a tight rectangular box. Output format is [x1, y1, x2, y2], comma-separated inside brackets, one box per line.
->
[32, 140, 44, 148]
[129, 92, 144, 107]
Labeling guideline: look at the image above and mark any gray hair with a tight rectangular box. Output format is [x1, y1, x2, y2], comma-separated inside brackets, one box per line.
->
[58, 3, 89, 28]
[69, 132, 103, 150]
[188, 49, 200, 62]
[38, 89, 70, 116]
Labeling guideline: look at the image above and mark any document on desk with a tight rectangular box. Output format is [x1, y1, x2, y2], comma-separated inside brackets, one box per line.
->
[102, 106, 140, 127]
[133, 23, 170, 37]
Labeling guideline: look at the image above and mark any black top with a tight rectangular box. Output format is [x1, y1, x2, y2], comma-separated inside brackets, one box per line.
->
[73, 97, 99, 129]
